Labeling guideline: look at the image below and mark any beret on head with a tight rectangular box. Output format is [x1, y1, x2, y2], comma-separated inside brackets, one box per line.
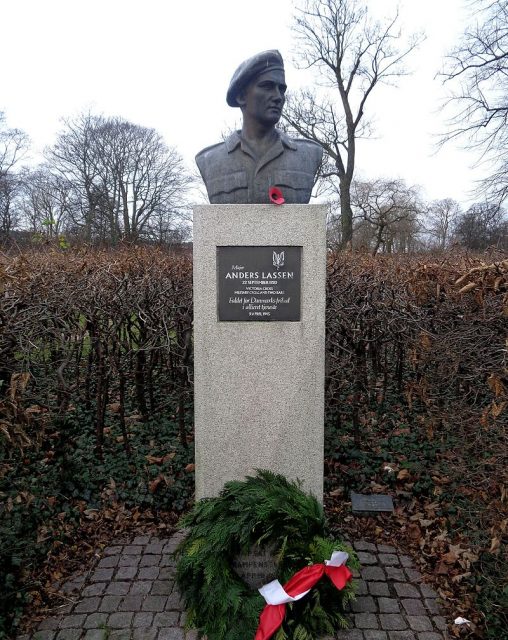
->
[226, 50, 285, 107]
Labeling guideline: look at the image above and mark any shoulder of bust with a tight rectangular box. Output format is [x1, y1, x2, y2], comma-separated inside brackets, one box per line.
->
[287, 138, 323, 170]
[195, 141, 227, 165]
[285, 136, 323, 161]
[195, 142, 229, 180]
[292, 137, 323, 153]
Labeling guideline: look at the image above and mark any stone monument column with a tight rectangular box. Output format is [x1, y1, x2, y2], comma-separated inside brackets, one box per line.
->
[193, 203, 326, 501]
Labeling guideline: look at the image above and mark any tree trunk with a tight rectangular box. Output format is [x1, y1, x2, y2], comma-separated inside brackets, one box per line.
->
[340, 178, 353, 248]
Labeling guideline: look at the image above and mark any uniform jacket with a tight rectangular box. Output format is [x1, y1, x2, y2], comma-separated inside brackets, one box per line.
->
[195, 130, 322, 204]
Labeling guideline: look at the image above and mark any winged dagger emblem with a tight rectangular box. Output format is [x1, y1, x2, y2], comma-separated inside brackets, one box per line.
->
[272, 251, 285, 268]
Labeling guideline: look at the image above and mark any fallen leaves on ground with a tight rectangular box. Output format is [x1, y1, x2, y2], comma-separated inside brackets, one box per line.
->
[325, 413, 508, 639]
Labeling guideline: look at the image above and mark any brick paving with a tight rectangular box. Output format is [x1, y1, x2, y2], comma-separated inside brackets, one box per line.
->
[19, 535, 449, 640]
[338, 541, 449, 640]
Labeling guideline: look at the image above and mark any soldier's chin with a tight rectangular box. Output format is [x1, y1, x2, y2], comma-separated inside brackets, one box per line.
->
[262, 112, 282, 126]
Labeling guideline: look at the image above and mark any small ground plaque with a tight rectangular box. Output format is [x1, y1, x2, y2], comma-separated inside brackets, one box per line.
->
[351, 492, 394, 515]
[217, 245, 302, 321]
[232, 545, 278, 590]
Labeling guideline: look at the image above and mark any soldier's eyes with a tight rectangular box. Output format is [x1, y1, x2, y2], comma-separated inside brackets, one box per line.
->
[259, 83, 286, 93]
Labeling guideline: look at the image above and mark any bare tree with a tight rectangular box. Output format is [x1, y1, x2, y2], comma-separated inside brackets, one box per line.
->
[46, 112, 104, 243]
[0, 112, 29, 175]
[0, 113, 29, 242]
[425, 198, 461, 250]
[283, 0, 422, 247]
[146, 210, 191, 246]
[47, 113, 193, 244]
[93, 118, 193, 242]
[352, 179, 421, 255]
[0, 174, 22, 241]
[19, 167, 73, 239]
[442, 0, 508, 205]
[326, 199, 344, 250]
[453, 202, 508, 250]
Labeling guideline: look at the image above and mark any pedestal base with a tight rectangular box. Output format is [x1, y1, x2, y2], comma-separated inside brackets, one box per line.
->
[193, 204, 326, 501]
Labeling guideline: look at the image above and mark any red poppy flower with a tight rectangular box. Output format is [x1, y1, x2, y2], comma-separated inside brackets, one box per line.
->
[268, 186, 285, 205]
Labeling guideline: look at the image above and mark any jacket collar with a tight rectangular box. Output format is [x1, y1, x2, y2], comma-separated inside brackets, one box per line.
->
[225, 129, 298, 153]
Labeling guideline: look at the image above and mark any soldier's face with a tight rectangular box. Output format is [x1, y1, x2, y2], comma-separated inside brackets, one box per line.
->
[239, 70, 287, 127]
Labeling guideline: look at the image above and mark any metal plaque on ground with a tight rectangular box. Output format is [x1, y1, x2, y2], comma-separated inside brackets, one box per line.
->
[217, 246, 301, 321]
[351, 492, 394, 514]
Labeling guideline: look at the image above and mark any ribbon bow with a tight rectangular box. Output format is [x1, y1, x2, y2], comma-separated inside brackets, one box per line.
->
[255, 551, 352, 640]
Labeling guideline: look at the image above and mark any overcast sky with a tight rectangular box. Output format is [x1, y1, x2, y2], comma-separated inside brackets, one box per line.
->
[1, 0, 484, 208]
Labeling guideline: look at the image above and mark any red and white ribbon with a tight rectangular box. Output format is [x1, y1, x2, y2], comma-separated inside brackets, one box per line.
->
[254, 551, 352, 640]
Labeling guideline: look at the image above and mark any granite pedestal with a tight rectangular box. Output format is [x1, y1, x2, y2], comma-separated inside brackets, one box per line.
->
[193, 204, 326, 501]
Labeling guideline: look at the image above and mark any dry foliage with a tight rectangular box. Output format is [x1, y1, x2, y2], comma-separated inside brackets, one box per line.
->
[325, 250, 507, 444]
[0, 246, 193, 456]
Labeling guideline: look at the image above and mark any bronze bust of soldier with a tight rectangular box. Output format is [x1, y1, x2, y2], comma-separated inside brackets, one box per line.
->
[196, 50, 322, 204]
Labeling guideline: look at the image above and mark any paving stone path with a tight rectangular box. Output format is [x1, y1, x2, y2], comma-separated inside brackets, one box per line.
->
[20, 534, 449, 640]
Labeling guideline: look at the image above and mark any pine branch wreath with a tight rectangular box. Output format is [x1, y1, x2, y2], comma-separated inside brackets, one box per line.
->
[175, 470, 358, 640]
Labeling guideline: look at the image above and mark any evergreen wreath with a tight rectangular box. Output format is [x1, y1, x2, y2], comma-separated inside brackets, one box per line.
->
[175, 470, 358, 640]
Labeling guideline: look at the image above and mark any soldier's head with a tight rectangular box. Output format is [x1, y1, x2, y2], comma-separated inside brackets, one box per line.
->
[226, 50, 287, 128]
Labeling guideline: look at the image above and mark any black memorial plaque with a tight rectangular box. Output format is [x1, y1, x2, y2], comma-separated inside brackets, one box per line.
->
[351, 492, 394, 514]
[217, 246, 301, 321]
